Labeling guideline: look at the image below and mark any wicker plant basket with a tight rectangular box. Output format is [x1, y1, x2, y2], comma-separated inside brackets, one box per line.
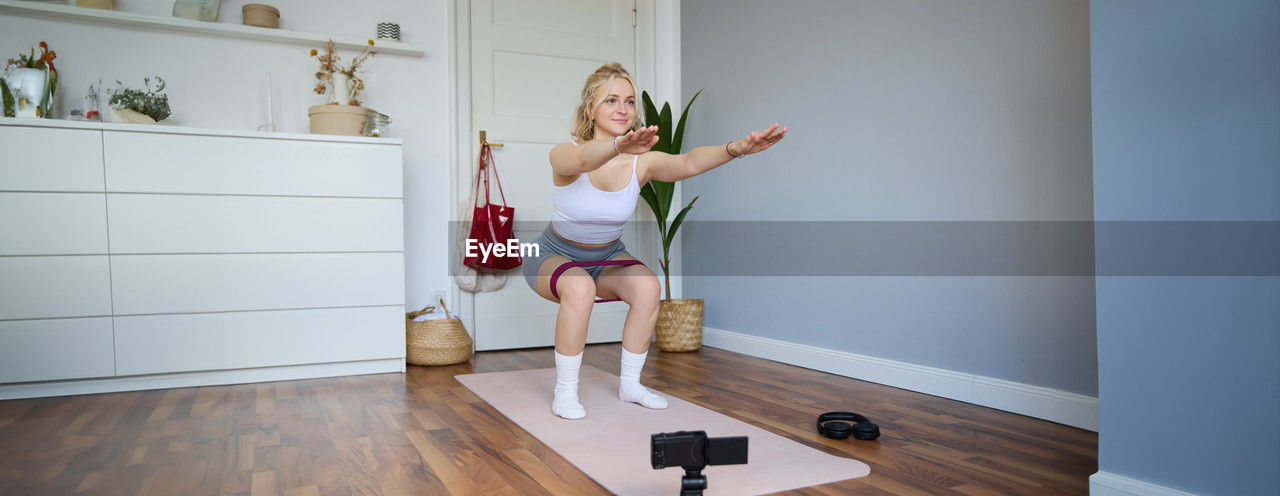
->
[405, 299, 473, 366]
[655, 298, 703, 352]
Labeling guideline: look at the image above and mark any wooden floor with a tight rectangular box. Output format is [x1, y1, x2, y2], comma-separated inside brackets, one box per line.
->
[0, 345, 1097, 495]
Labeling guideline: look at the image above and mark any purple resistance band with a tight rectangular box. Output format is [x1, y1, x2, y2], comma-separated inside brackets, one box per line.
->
[549, 259, 645, 303]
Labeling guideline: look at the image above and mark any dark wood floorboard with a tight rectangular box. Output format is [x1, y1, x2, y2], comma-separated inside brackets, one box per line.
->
[0, 345, 1096, 495]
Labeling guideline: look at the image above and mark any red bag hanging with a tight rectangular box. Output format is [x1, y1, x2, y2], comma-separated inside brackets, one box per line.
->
[463, 144, 522, 272]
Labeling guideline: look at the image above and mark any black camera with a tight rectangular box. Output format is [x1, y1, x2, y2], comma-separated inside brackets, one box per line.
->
[651, 431, 748, 495]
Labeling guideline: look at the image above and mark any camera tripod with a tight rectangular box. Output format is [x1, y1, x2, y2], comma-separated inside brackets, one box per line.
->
[680, 468, 707, 496]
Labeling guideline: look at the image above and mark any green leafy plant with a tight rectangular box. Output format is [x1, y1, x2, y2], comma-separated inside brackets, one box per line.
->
[640, 89, 701, 300]
[0, 79, 14, 117]
[109, 77, 171, 122]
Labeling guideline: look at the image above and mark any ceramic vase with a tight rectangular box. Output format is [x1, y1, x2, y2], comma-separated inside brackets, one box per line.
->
[3, 67, 49, 118]
[329, 72, 352, 105]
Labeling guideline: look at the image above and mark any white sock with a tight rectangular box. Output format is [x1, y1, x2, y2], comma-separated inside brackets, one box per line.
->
[619, 348, 668, 409]
[552, 350, 586, 420]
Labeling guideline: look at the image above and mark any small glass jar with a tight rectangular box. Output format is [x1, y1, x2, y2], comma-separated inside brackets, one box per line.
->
[361, 109, 391, 137]
[172, 0, 221, 22]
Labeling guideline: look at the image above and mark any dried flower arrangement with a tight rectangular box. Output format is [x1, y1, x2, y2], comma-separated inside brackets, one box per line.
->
[310, 39, 376, 105]
[109, 77, 171, 122]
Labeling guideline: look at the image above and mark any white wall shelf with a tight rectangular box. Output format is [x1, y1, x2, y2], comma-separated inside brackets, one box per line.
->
[0, 0, 427, 57]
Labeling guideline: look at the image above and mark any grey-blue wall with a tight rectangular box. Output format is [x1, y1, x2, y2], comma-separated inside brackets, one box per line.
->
[679, 0, 1098, 395]
[1091, 1, 1280, 494]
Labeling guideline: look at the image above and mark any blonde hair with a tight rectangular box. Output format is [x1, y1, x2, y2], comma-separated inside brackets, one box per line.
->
[571, 63, 642, 142]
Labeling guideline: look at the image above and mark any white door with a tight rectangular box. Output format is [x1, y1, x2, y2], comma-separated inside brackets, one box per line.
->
[467, 0, 640, 351]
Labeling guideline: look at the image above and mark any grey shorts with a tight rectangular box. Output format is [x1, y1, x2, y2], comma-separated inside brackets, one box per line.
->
[522, 224, 632, 293]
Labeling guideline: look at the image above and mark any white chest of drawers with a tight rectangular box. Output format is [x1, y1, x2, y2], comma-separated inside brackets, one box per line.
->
[0, 118, 406, 398]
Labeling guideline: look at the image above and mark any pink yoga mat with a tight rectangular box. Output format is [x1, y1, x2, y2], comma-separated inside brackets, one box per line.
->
[455, 365, 870, 495]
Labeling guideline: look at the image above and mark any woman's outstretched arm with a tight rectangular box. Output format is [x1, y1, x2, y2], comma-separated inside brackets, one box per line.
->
[549, 126, 660, 176]
[644, 123, 788, 183]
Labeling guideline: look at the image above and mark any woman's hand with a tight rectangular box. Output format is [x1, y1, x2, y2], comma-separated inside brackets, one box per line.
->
[729, 123, 788, 157]
[614, 125, 660, 155]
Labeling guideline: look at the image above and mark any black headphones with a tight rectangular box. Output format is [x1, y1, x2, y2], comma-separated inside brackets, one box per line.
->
[817, 412, 880, 441]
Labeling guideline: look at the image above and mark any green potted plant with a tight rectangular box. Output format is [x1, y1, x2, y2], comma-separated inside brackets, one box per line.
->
[640, 89, 703, 352]
[2, 42, 58, 118]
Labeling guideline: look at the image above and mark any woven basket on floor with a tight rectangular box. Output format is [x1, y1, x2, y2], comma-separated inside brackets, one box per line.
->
[405, 299, 472, 366]
[655, 298, 703, 352]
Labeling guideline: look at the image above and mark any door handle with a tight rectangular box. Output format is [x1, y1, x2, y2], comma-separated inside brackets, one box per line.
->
[479, 130, 504, 148]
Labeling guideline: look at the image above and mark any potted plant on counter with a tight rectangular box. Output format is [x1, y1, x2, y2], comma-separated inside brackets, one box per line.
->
[3, 42, 58, 118]
[308, 39, 376, 136]
[640, 89, 704, 352]
[108, 76, 171, 124]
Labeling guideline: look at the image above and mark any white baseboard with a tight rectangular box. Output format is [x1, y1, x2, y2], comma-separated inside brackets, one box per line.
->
[702, 327, 1099, 431]
[1091, 471, 1200, 496]
[0, 358, 405, 400]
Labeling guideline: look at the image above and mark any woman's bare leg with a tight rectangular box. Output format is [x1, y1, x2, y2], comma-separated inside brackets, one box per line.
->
[535, 255, 595, 419]
[535, 255, 594, 355]
[595, 255, 661, 354]
[595, 256, 667, 409]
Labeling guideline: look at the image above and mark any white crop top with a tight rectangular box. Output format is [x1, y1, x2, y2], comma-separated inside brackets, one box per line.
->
[551, 140, 640, 244]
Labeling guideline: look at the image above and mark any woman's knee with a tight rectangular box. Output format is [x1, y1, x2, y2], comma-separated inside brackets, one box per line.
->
[626, 275, 662, 310]
[558, 277, 597, 308]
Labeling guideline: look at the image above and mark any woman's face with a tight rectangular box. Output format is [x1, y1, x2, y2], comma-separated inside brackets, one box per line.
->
[592, 78, 636, 139]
